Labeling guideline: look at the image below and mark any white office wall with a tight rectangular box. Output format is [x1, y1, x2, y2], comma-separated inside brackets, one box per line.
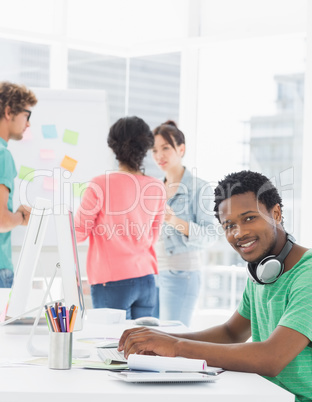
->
[67, 0, 189, 47]
[200, 0, 306, 38]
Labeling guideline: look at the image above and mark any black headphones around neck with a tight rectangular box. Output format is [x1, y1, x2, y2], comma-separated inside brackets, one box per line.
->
[246, 233, 296, 285]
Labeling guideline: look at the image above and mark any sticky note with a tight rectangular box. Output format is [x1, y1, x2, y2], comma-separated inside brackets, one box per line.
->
[42, 125, 58, 139]
[63, 129, 79, 145]
[40, 149, 56, 160]
[61, 155, 78, 172]
[22, 127, 33, 141]
[18, 166, 35, 182]
[43, 177, 58, 191]
[73, 182, 88, 198]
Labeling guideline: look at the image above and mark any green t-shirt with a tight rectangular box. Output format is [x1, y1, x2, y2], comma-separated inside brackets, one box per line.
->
[238, 249, 312, 402]
[0, 137, 17, 271]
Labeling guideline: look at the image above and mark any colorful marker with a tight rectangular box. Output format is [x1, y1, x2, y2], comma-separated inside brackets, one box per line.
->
[69, 306, 78, 332]
[50, 306, 61, 332]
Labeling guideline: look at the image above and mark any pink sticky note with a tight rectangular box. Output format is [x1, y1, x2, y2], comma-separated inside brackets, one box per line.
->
[40, 149, 56, 160]
[43, 177, 58, 191]
[22, 127, 33, 141]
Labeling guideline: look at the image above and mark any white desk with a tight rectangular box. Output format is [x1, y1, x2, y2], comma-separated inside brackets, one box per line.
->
[0, 319, 294, 402]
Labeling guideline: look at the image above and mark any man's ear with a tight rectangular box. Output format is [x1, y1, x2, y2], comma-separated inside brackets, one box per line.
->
[272, 203, 282, 224]
[4, 106, 12, 120]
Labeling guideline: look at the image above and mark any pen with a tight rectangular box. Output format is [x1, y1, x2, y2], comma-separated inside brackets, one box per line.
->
[62, 306, 67, 331]
[165, 370, 220, 376]
[69, 306, 78, 332]
[50, 306, 61, 332]
[44, 311, 50, 331]
[44, 305, 54, 331]
[58, 307, 65, 332]
[47, 306, 56, 332]
[69, 304, 75, 322]
[66, 308, 70, 332]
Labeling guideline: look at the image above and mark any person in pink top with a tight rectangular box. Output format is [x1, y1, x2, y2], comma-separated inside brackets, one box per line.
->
[75, 116, 166, 319]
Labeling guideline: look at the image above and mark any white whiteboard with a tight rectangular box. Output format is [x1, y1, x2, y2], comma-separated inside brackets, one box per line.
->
[10, 88, 114, 246]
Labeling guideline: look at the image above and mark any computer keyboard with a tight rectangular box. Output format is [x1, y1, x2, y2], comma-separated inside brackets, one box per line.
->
[97, 348, 127, 364]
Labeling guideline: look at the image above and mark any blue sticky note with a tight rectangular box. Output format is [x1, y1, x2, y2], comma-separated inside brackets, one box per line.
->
[42, 125, 58, 139]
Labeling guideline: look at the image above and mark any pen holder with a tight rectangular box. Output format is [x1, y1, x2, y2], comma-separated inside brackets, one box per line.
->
[48, 332, 73, 370]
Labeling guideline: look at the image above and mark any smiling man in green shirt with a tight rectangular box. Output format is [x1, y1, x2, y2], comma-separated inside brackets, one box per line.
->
[0, 82, 37, 288]
[119, 170, 312, 402]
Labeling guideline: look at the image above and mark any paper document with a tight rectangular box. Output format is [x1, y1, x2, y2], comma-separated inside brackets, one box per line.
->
[127, 354, 222, 374]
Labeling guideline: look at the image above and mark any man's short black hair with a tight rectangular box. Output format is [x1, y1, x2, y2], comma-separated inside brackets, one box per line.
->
[214, 170, 283, 222]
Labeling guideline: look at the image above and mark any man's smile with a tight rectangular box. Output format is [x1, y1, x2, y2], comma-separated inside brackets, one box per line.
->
[237, 238, 258, 254]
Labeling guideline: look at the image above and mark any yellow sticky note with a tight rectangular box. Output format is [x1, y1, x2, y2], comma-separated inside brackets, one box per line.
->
[60, 155, 78, 172]
[18, 166, 35, 182]
[73, 182, 88, 198]
[63, 129, 79, 145]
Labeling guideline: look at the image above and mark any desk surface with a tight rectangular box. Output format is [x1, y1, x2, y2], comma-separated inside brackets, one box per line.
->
[0, 317, 294, 402]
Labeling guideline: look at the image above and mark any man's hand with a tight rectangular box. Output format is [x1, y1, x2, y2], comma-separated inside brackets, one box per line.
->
[17, 205, 31, 225]
[118, 327, 180, 359]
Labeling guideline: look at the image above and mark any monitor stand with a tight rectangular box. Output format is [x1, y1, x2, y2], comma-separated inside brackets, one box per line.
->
[27, 263, 90, 359]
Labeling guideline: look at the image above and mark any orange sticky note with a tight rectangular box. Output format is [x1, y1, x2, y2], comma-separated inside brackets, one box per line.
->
[60, 155, 78, 172]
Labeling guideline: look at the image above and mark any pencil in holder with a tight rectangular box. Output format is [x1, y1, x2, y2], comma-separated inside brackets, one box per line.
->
[48, 331, 73, 370]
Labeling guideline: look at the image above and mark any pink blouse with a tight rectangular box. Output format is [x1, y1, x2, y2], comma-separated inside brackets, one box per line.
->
[74, 172, 166, 285]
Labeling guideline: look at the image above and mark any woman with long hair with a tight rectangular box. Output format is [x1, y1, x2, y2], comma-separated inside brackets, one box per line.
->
[75, 116, 166, 319]
[152, 120, 215, 326]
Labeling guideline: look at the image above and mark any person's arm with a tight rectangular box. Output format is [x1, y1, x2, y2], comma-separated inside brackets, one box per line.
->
[169, 310, 251, 343]
[166, 180, 216, 246]
[164, 204, 189, 236]
[119, 311, 310, 377]
[74, 179, 103, 242]
[0, 184, 28, 232]
[149, 194, 166, 247]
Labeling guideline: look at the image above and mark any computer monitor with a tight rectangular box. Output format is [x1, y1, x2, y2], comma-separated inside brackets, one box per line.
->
[5, 198, 85, 331]
[54, 204, 85, 330]
[6, 198, 52, 318]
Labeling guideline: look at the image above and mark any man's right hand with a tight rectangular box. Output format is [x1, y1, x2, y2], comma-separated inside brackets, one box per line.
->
[118, 326, 180, 359]
[17, 205, 31, 225]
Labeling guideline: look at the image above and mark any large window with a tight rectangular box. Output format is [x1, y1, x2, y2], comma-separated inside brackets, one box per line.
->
[194, 4, 307, 316]
[0, 38, 50, 87]
[67, 50, 181, 176]
[68, 50, 127, 124]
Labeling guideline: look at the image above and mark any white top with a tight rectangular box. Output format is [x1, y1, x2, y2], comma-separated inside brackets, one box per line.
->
[155, 237, 202, 271]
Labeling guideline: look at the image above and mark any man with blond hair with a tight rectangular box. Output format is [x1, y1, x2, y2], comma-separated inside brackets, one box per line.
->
[0, 82, 37, 287]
